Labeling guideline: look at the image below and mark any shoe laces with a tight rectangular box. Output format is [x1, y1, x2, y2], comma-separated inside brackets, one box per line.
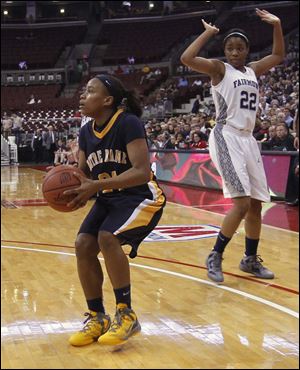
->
[251, 255, 265, 269]
[212, 252, 223, 270]
[109, 308, 135, 333]
[81, 312, 99, 333]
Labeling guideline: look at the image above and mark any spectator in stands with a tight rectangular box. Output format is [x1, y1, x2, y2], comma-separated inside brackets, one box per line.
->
[254, 119, 270, 141]
[77, 59, 84, 81]
[31, 129, 44, 163]
[169, 135, 176, 149]
[272, 124, 296, 151]
[261, 124, 278, 150]
[191, 95, 202, 114]
[82, 58, 90, 77]
[284, 107, 299, 206]
[258, 97, 270, 118]
[293, 106, 299, 150]
[252, 117, 263, 140]
[181, 8, 285, 282]
[181, 123, 191, 138]
[175, 132, 189, 149]
[177, 77, 188, 88]
[145, 125, 153, 137]
[154, 133, 168, 149]
[163, 97, 173, 114]
[190, 133, 208, 149]
[54, 139, 68, 165]
[193, 124, 209, 142]
[11, 113, 23, 147]
[192, 79, 204, 100]
[283, 107, 294, 130]
[147, 133, 159, 149]
[2, 114, 13, 140]
[43, 125, 58, 164]
[276, 111, 286, 124]
[167, 122, 176, 136]
[65, 136, 79, 165]
[66, 61, 75, 84]
[153, 123, 162, 138]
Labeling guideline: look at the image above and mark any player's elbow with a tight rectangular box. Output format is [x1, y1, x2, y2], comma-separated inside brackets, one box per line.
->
[180, 54, 189, 66]
[275, 53, 285, 65]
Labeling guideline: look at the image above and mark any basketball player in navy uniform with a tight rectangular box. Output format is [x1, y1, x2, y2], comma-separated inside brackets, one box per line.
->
[181, 8, 285, 282]
[64, 74, 166, 346]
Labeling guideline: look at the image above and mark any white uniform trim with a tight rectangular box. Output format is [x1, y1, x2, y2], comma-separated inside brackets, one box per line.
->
[114, 199, 153, 235]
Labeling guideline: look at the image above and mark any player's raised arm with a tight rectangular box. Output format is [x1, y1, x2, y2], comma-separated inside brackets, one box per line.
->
[248, 8, 285, 77]
[180, 19, 224, 80]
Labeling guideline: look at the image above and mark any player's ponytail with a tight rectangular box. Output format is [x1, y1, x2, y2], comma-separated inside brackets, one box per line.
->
[95, 74, 143, 117]
[121, 89, 143, 118]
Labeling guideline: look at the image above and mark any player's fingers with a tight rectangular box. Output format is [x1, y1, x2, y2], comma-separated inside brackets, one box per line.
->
[69, 201, 85, 211]
[46, 166, 54, 172]
[67, 199, 78, 208]
[63, 188, 79, 196]
[72, 172, 84, 181]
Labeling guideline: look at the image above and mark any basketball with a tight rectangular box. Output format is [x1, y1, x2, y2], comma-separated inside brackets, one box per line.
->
[42, 165, 86, 212]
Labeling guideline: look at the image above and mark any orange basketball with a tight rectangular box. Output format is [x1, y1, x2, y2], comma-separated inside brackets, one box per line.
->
[42, 165, 87, 212]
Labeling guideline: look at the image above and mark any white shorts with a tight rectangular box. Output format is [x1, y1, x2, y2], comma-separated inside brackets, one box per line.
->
[209, 124, 270, 202]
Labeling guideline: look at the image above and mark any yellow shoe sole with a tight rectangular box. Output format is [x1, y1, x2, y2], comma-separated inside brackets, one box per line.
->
[98, 324, 141, 346]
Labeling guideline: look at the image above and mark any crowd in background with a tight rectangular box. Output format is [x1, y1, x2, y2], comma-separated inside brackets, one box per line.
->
[144, 45, 299, 154]
[1, 38, 299, 161]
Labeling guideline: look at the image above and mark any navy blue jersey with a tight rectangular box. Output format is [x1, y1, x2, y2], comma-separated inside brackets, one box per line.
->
[79, 109, 160, 197]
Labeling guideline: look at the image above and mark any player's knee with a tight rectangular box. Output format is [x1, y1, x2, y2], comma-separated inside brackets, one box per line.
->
[234, 200, 251, 218]
[75, 234, 99, 259]
[98, 231, 117, 253]
[249, 200, 262, 216]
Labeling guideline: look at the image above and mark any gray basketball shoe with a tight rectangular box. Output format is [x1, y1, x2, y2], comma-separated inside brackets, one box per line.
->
[239, 255, 274, 279]
[206, 251, 224, 282]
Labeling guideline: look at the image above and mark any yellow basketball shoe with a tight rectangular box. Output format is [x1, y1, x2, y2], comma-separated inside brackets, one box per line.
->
[69, 311, 111, 346]
[98, 303, 141, 346]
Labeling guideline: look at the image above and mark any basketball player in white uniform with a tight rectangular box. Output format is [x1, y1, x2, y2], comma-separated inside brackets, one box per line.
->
[181, 8, 285, 282]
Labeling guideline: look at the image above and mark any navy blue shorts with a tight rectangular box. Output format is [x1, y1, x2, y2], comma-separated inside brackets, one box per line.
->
[79, 190, 166, 258]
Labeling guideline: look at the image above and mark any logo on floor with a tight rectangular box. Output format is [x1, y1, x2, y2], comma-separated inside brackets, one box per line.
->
[145, 225, 220, 242]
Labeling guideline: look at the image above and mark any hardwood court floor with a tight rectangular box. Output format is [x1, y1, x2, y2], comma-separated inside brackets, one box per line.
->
[1, 166, 299, 369]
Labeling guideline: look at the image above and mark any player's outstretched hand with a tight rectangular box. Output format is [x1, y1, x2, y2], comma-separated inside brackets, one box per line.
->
[255, 8, 280, 25]
[201, 19, 220, 35]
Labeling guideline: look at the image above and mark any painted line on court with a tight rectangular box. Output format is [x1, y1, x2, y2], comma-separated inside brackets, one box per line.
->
[1, 239, 298, 295]
[2, 245, 298, 319]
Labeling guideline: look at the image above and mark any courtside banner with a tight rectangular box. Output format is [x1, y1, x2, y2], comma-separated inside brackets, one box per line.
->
[150, 150, 292, 198]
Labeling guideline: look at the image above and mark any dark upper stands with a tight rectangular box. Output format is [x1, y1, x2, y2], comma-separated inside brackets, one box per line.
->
[99, 5, 298, 64]
[1, 24, 87, 69]
[99, 16, 215, 65]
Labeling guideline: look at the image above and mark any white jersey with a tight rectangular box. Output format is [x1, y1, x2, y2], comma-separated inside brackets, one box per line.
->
[211, 63, 259, 132]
